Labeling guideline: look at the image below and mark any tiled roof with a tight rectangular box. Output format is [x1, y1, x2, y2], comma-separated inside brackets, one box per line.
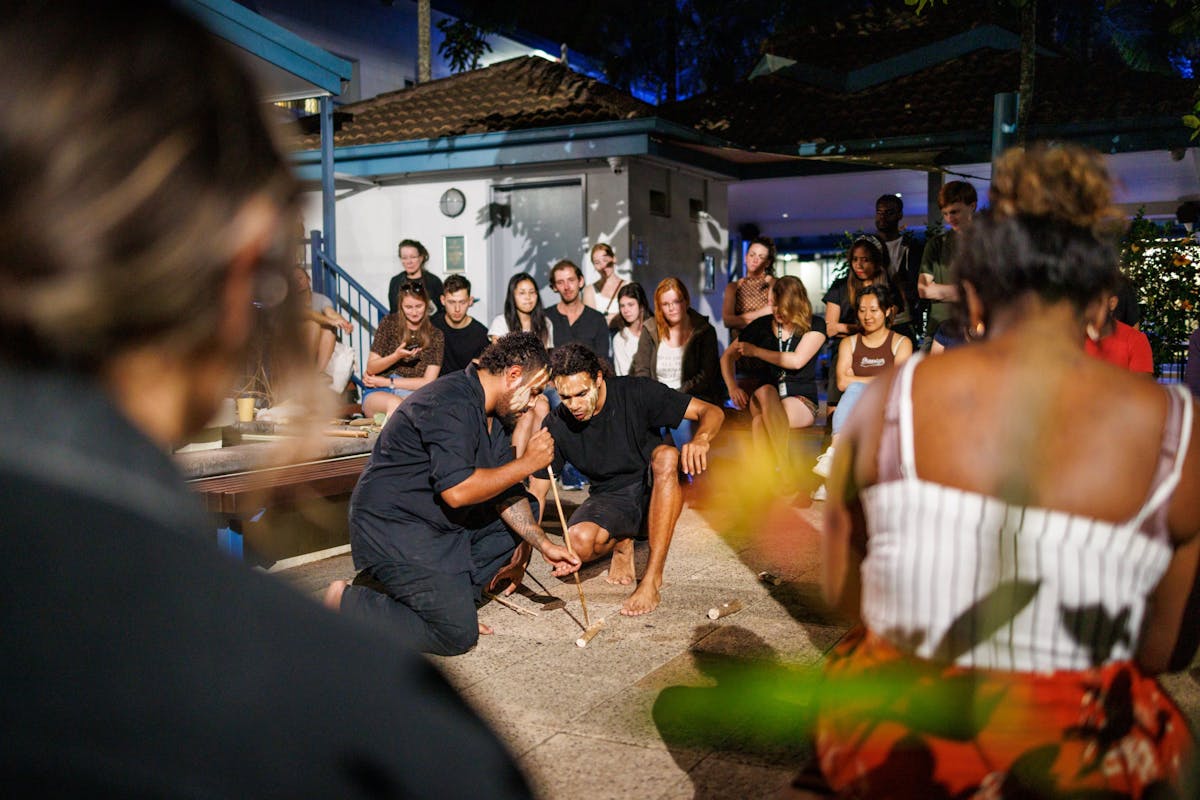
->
[291, 56, 653, 149]
[663, 47, 1195, 152]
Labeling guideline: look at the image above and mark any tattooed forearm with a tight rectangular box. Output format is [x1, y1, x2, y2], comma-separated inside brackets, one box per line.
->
[498, 496, 546, 548]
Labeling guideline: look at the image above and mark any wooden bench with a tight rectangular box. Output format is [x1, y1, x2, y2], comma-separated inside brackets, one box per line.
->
[187, 452, 370, 515]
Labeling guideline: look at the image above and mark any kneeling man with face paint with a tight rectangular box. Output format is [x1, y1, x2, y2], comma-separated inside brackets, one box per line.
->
[531, 343, 724, 616]
[327, 332, 580, 655]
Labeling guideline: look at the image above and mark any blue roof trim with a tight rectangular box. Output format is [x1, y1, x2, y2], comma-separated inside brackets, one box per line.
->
[290, 117, 732, 180]
[177, 0, 352, 95]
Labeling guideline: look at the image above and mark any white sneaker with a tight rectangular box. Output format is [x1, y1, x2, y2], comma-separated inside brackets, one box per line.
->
[811, 484, 827, 502]
[812, 446, 835, 478]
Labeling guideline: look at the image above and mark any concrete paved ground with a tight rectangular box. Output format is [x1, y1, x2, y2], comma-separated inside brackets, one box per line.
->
[278, 452, 1200, 800]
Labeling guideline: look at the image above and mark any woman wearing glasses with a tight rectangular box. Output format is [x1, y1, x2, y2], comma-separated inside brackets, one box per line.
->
[362, 279, 444, 417]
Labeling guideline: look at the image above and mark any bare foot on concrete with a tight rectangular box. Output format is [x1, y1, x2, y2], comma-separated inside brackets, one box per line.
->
[620, 580, 661, 616]
[605, 539, 636, 585]
[478, 621, 494, 636]
[323, 580, 348, 612]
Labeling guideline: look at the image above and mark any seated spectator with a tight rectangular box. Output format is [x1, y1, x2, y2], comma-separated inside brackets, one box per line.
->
[582, 242, 625, 324]
[388, 238, 444, 316]
[631, 278, 722, 449]
[1085, 283, 1153, 374]
[431, 274, 489, 374]
[611, 282, 651, 376]
[294, 265, 353, 370]
[722, 236, 776, 336]
[489, 273, 551, 346]
[721, 275, 826, 478]
[823, 235, 900, 408]
[813, 286, 912, 494]
[362, 280, 444, 418]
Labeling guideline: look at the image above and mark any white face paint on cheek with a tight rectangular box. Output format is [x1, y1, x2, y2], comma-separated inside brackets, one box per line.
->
[583, 385, 600, 417]
[509, 385, 532, 413]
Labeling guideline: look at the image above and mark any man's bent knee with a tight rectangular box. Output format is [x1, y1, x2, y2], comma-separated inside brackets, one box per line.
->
[427, 609, 480, 656]
[651, 444, 679, 477]
[567, 523, 602, 560]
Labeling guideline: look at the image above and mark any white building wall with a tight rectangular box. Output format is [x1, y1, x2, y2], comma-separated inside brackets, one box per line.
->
[627, 160, 731, 344]
[303, 161, 731, 327]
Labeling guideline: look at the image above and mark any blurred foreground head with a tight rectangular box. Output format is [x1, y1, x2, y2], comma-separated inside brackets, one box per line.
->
[0, 1, 298, 432]
[957, 145, 1124, 323]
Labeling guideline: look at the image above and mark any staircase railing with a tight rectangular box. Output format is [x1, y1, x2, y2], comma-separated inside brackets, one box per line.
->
[308, 230, 388, 394]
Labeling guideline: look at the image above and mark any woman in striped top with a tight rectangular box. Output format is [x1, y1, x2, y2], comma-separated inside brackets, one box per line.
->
[814, 145, 1199, 798]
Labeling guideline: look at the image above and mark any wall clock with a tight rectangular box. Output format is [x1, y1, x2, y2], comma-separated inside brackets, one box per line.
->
[439, 188, 465, 218]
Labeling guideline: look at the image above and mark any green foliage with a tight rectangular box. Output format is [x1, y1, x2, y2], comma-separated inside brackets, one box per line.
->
[905, 0, 950, 15]
[1120, 209, 1200, 371]
[1185, 100, 1200, 140]
[436, 18, 492, 74]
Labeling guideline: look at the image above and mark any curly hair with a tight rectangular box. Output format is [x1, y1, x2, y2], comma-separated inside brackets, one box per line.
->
[549, 342, 606, 380]
[478, 331, 549, 375]
[746, 236, 777, 276]
[956, 145, 1124, 318]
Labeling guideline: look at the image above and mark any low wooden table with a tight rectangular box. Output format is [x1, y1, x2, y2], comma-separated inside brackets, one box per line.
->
[177, 431, 377, 559]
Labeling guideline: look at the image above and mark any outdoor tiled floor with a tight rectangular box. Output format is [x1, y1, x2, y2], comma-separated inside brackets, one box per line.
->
[279, 451, 1200, 799]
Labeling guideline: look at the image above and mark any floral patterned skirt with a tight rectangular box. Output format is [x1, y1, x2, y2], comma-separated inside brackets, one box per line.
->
[816, 628, 1194, 799]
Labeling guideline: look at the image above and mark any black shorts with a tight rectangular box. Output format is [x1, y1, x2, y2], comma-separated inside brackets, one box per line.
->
[568, 478, 651, 541]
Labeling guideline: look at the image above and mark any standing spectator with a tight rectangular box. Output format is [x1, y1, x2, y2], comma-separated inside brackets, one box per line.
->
[721, 276, 826, 477]
[545, 259, 611, 360]
[431, 274, 489, 374]
[874, 193, 924, 343]
[582, 242, 625, 325]
[631, 278, 723, 448]
[388, 238, 444, 316]
[815, 145, 1198, 797]
[0, 2, 532, 796]
[722, 236, 776, 337]
[918, 180, 977, 342]
[611, 282, 651, 376]
[1085, 282, 1154, 374]
[362, 280, 444, 418]
[489, 273, 551, 346]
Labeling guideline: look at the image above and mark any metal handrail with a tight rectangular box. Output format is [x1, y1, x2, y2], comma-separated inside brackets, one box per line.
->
[308, 230, 388, 394]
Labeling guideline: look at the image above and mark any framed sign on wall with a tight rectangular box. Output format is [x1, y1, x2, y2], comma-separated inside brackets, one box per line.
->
[444, 235, 465, 274]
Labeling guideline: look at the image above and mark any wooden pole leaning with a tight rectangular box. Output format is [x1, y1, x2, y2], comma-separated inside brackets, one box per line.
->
[546, 464, 590, 629]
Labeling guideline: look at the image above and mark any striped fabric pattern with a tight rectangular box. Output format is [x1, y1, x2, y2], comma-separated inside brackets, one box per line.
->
[858, 355, 1192, 673]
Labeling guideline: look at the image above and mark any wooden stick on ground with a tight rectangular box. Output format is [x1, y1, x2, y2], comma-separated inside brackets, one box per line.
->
[483, 591, 539, 617]
[546, 464, 590, 629]
[575, 618, 606, 648]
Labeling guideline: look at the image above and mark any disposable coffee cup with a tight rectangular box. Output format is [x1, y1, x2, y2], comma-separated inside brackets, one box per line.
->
[236, 396, 256, 422]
